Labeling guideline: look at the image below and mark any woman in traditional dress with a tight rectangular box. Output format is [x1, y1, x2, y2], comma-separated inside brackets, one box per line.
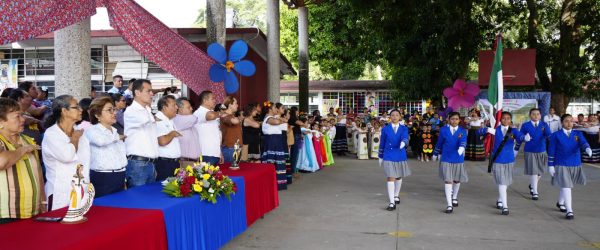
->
[261, 102, 287, 190]
[465, 108, 486, 161]
[332, 108, 348, 156]
[579, 114, 599, 164]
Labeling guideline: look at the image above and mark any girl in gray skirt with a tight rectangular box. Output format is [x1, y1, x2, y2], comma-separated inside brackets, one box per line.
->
[378, 109, 410, 211]
[548, 114, 593, 220]
[514, 108, 551, 200]
[479, 112, 528, 215]
[432, 112, 468, 214]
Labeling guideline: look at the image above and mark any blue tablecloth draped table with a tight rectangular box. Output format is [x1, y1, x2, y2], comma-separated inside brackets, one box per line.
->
[94, 177, 247, 250]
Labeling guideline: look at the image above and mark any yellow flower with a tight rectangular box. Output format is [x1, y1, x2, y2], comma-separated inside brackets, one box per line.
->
[186, 166, 193, 172]
[173, 168, 180, 175]
[217, 181, 221, 186]
[202, 174, 211, 180]
[193, 184, 202, 192]
[209, 166, 215, 172]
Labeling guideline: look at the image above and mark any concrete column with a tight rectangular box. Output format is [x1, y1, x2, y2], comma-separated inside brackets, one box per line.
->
[54, 18, 91, 100]
[298, 6, 309, 112]
[206, 0, 226, 47]
[266, 0, 281, 102]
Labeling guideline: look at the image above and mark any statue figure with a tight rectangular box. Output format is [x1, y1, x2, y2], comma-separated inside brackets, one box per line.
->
[62, 164, 95, 224]
[231, 139, 243, 170]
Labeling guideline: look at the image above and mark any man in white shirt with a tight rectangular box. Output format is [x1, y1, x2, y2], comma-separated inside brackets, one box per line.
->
[155, 95, 182, 180]
[193, 91, 222, 165]
[107, 75, 123, 94]
[544, 107, 562, 133]
[124, 79, 159, 187]
[123, 78, 135, 99]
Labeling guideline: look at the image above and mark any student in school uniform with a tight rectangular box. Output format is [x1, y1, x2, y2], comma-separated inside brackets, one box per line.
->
[378, 109, 410, 211]
[514, 108, 551, 200]
[432, 112, 468, 214]
[548, 114, 593, 220]
[479, 111, 530, 215]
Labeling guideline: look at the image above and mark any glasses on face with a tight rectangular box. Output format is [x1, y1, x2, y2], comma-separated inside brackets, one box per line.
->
[103, 108, 117, 114]
[68, 105, 82, 110]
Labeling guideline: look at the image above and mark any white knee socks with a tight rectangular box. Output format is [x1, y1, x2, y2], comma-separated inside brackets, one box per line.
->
[394, 179, 402, 197]
[529, 175, 539, 194]
[452, 183, 460, 199]
[445, 184, 453, 207]
[558, 188, 565, 205]
[387, 182, 395, 204]
[562, 188, 573, 213]
[498, 185, 508, 208]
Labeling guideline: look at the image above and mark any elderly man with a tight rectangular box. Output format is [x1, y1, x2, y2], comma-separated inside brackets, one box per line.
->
[154, 95, 181, 180]
[173, 97, 201, 168]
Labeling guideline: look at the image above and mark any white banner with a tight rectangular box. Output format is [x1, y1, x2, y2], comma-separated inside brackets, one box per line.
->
[478, 99, 538, 126]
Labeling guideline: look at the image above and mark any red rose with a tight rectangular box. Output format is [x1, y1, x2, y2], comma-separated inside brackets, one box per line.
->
[215, 172, 224, 181]
[184, 176, 196, 185]
[180, 183, 191, 196]
[232, 183, 238, 192]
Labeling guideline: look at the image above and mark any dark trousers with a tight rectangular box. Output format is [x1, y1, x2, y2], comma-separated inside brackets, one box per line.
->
[90, 170, 126, 198]
[202, 156, 220, 166]
[155, 158, 180, 181]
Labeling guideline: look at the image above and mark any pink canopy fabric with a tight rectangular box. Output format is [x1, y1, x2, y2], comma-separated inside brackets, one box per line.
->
[0, 0, 224, 100]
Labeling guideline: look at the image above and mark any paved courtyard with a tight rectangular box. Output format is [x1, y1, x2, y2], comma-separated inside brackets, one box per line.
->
[224, 155, 600, 250]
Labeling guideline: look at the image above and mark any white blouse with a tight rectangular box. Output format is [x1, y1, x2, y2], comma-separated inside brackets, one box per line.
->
[84, 124, 127, 172]
[42, 124, 90, 210]
[262, 116, 282, 135]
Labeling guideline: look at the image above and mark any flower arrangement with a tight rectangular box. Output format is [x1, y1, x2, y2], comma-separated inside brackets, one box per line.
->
[162, 162, 237, 204]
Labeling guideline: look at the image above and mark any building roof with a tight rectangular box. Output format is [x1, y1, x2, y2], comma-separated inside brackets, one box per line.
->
[280, 80, 390, 91]
[6, 28, 296, 76]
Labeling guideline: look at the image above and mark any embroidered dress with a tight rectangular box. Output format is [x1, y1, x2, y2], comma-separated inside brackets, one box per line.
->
[261, 116, 287, 190]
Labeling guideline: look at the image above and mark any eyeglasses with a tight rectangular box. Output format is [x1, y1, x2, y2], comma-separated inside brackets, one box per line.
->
[103, 108, 117, 114]
[68, 106, 82, 110]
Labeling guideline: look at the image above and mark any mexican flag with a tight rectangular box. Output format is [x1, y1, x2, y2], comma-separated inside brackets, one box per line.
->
[488, 35, 503, 128]
[484, 35, 504, 158]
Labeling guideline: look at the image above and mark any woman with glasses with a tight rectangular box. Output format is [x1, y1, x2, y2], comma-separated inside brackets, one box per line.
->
[84, 96, 127, 197]
[42, 95, 90, 210]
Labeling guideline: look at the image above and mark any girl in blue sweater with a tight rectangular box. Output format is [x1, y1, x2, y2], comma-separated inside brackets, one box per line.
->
[514, 108, 551, 200]
[479, 112, 529, 215]
[378, 109, 410, 211]
[548, 114, 593, 220]
[432, 112, 468, 214]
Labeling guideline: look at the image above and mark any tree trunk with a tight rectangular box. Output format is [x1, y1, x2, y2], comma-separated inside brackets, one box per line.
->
[550, 91, 570, 115]
[525, 0, 551, 91]
[206, 0, 226, 46]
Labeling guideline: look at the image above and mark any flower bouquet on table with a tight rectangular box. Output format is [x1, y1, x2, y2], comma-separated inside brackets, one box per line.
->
[162, 162, 237, 204]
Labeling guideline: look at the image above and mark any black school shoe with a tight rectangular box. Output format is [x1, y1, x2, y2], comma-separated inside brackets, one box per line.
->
[452, 199, 459, 207]
[501, 208, 509, 215]
[531, 193, 539, 200]
[445, 206, 453, 214]
[556, 202, 567, 213]
[394, 196, 400, 204]
[386, 203, 396, 211]
[496, 201, 503, 209]
[565, 212, 574, 220]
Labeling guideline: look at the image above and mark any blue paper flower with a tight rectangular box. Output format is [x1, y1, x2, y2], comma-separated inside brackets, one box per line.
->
[208, 40, 256, 94]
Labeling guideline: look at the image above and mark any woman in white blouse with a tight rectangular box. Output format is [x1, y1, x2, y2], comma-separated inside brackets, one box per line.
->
[42, 95, 90, 211]
[84, 96, 128, 197]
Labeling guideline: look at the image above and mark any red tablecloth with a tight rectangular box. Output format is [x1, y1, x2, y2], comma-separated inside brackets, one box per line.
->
[0, 206, 167, 250]
[220, 162, 279, 226]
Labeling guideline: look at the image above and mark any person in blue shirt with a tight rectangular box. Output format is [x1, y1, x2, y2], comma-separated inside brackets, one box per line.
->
[548, 114, 593, 220]
[432, 112, 468, 214]
[479, 111, 529, 215]
[514, 108, 551, 201]
[378, 109, 410, 211]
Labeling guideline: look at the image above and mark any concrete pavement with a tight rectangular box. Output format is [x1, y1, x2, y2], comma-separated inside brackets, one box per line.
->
[223, 156, 600, 250]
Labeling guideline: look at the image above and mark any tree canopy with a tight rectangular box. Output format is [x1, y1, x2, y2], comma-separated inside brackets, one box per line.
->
[195, 0, 600, 111]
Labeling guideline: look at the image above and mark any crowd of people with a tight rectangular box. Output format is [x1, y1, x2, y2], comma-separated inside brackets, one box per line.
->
[0, 77, 344, 223]
[1, 78, 599, 223]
